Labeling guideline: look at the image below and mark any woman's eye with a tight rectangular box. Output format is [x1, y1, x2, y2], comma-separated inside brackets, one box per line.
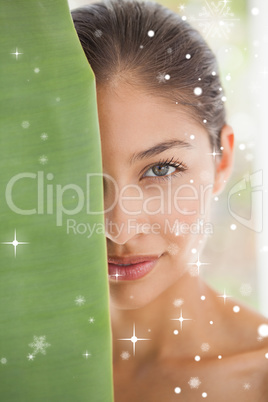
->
[143, 164, 176, 177]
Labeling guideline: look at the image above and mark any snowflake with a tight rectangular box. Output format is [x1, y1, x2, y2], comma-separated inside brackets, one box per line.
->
[173, 298, 184, 307]
[156, 72, 170, 83]
[239, 283, 252, 297]
[120, 351, 131, 360]
[39, 155, 48, 165]
[243, 383, 251, 390]
[29, 335, 51, 356]
[201, 342, 210, 352]
[1, 357, 7, 364]
[21, 121, 30, 129]
[88, 317, 95, 324]
[40, 132, 48, 141]
[190, 1, 239, 39]
[167, 243, 180, 255]
[75, 295, 85, 306]
[188, 377, 201, 389]
[94, 29, 103, 38]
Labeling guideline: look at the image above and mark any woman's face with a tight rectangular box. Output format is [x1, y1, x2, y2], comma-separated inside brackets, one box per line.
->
[96, 82, 226, 310]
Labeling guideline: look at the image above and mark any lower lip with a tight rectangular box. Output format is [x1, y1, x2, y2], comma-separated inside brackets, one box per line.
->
[108, 259, 159, 281]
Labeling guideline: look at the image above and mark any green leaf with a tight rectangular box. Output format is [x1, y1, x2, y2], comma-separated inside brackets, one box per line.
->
[0, 1, 114, 401]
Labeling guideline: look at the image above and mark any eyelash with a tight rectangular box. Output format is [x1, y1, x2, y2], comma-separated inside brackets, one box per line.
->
[141, 156, 188, 182]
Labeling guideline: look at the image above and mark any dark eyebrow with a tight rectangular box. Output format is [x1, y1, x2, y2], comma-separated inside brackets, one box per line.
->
[130, 139, 194, 165]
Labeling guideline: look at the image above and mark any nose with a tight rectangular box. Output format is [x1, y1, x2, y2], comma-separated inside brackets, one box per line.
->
[104, 181, 149, 244]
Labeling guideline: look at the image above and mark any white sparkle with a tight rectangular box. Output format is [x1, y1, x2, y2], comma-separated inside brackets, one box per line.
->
[165, 74, 171, 80]
[11, 47, 23, 59]
[188, 377, 201, 389]
[233, 305, 240, 313]
[194, 87, 203, 96]
[34, 68, 40, 73]
[88, 317, 95, 324]
[258, 324, 268, 338]
[29, 335, 50, 356]
[214, 196, 219, 201]
[190, 134, 195, 140]
[75, 295, 86, 306]
[187, 252, 210, 276]
[202, 392, 208, 398]
[243, 383, 251, 390]
[217, 289, 231, 304]
[171, 309, 192, 330]
[201, 295, 206, 301]
[174, 387, 181, 394]
[251, 7, 259, 16]
[1, 229, 29, 257]
[27, 354, 35, 361]
[118, 323, 151, 356]
[195, 355, 201, 361]
[147, 30, 155, 37]
[210, 320, 214, 325]
[1, 358, 7, 364]
[186, 53, 191, 59]
[173, 329, 179, 335]
[83, 351, 91, 358]
[218, 355, 222, 359]
[120, 351, 131, 360]
[265, 353, 268, 359]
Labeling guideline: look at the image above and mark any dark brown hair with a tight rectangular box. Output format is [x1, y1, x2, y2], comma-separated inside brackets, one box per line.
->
[71, 0, 226, 154]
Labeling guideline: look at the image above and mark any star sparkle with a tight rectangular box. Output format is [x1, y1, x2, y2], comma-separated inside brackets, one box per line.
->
[187, 252, 210, 276]
[109, 268, 125, 281]
[11, 48, 23, 60]
[118, 323, 151, 356]
[171, 309, 192, 330]
[1, 229, 29, 257]
[83, 351, 91, 359]
[207, 146, 222, 161]
[217, 289, 231, 304]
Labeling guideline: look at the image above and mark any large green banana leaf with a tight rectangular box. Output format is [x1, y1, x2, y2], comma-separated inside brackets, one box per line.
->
[0, 1, 114, 401]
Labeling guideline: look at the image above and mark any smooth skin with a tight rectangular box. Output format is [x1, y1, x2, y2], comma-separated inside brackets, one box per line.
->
[96, 81, 268, 402]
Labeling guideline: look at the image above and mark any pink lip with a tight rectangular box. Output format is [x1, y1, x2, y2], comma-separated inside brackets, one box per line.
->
[108, 257, 161, 281]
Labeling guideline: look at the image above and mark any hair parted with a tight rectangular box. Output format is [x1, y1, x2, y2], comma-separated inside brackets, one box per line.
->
[71, 0, 226, 154]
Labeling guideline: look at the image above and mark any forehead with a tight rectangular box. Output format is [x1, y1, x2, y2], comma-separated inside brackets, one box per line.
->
[96, 83, 209, 155]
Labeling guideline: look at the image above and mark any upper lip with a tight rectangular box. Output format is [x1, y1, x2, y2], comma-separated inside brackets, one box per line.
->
[108, 254, 161, 265]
